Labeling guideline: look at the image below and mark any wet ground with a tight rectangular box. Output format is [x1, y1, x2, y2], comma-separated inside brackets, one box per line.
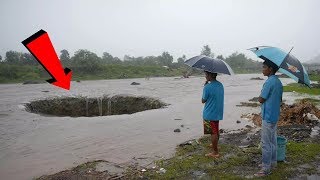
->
[44, 120, 320, 180]
[0, 74, 307, 179]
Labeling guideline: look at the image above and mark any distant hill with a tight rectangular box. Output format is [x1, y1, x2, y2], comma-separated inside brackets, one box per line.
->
[305, 54, 320, 64]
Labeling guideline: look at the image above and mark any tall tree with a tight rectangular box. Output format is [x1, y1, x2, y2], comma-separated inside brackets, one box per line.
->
[144, 56, 158, 66]
[177, 55, 186, 65]
[123, 55, 134, 61]
[5, 51, 21, 64]
[102, 52, 114, 64]
[60, 49, 70, 63]
[158, 51, 173, 67]
[216, 55, 225, 60]
[112, 57, 122, 64]
[21, 53, 37, 65]
[201, 45, 214, 58]
[0, 55, 2, 61]
[71, 49, 101, 74]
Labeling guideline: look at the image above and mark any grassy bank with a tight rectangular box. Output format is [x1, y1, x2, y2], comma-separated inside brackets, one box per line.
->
[37, 129, 320, 180]
[283, 83, 320, 95]
[127, 136, 320, 179]
[310, 73, 320, 82]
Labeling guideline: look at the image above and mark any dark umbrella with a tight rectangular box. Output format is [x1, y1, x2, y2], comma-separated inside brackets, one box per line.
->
[184, 55, 234, 75]
[248, 46, 311, 87]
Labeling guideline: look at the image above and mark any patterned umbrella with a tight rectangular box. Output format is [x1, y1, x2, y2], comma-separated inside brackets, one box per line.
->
[249, 46, 310, 87]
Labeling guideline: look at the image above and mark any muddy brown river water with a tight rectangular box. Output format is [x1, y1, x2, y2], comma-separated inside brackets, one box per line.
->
[0, 74, 300, 179]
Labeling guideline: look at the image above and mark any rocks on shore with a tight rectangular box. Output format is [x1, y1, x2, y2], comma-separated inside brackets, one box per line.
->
[131, 82, 140, 85]
[236, 102, 260, 107]
[250, 77, 264, 80]
[22, 80, 44, 84]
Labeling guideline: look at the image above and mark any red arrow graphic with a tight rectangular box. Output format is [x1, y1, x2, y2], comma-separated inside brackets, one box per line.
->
[22, 29, 72, 90]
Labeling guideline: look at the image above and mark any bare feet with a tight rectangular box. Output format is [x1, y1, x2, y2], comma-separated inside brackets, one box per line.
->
[205, 152, 220, 158]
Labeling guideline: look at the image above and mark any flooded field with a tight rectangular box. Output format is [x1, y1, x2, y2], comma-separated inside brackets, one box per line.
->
[0, 74, 298, 179]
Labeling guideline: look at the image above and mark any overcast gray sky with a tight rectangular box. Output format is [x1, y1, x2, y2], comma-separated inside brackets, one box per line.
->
[0, 0, 319, 62]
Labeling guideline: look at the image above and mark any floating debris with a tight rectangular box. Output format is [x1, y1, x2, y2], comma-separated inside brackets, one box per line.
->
[159, 168, 166, 174]
[131, 82, 140, 85]
[243, 100, 320, 127]
[250, 77, 264, 80]
[249, 97, 259, 102]
[236, 102, 260, 107]
[179, 140, 193, 147]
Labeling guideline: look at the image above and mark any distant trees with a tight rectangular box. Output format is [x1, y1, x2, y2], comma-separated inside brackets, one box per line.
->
[216, 55, 225, 60]
[144, 56, 159, 66]
[5, 51, 21, 64]
[0, 45, 261, 81]
[177, 55, 186, 65]
[60, 49, 70, 64]
[158, 52, 173, 67]
[224, 52, 262, 73]
[71, 49, 101, 74]
[4, 51, 37, 65]
[201, 45, 214, 58]
[102, 52, 113, 63]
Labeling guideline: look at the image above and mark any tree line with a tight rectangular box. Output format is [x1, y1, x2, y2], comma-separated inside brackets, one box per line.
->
[0, 45, 262, 82]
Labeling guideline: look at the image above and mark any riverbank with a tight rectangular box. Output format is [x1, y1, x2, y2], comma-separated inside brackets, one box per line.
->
[37, 121, 320, 180]
[37, 99, 320, 180]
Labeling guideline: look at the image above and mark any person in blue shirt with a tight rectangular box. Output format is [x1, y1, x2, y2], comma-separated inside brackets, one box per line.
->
[255, 60, 283, 177]
[202, 71, 224, 158]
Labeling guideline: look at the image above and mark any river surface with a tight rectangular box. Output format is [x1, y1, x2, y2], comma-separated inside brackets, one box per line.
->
[0, 74, 298, 179]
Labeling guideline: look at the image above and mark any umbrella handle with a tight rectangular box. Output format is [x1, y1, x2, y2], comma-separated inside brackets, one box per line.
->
[288, 47, 294, 54]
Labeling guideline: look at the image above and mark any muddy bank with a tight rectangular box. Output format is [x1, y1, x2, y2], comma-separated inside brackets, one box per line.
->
[37, 121, 320, 179]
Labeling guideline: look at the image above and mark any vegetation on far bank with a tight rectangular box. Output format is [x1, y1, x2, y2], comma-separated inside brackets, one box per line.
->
[310, 73, 320, 82]
[0, 45, 262, 83]
[284, 83, 320, 95]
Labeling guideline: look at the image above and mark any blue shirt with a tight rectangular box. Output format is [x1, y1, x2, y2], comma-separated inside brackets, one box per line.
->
[202, 81, 224, 121]
[260, 75, 283, 123]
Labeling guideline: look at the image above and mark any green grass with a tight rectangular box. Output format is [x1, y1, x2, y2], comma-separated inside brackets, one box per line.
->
[37, 136, 320, 179]
[0, 64, 187, 83]
[284, 83, 320, 95]
[128, 134, 320, 180]
[309, 74, 320, 82]
[295, 98, 320, 105]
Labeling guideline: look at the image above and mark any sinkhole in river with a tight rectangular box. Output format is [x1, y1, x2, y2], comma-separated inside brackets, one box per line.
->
[25, 95, 167, 117]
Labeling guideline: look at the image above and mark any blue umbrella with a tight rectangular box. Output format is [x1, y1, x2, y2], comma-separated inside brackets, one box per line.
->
[248, 46, 311, 87]
[184, 55, 234, 75]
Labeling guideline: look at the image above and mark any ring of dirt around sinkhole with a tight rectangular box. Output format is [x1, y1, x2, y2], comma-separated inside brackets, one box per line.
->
[25, 95, 168, 117]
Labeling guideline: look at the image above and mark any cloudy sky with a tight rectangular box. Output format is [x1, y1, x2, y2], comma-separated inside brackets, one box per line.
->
[0, 0, 319, 62]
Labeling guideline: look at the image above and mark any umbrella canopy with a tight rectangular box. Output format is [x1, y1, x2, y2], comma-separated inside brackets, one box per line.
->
[184, 55, 234, 75]
[248, 46, 311, 87]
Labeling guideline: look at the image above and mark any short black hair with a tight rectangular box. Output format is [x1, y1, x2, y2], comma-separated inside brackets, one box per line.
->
[263, 60, 279, 73]
[204, 71, 217, 77]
